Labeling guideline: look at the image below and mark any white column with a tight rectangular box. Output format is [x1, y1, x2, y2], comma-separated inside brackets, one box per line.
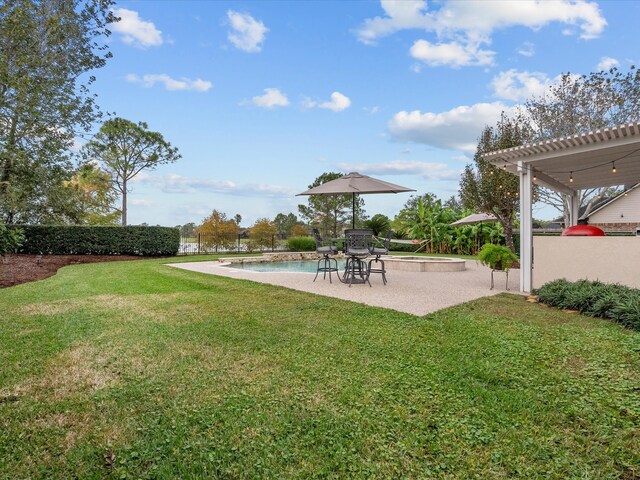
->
[518, 161, 532, 293]
[568, 190, 579, 226]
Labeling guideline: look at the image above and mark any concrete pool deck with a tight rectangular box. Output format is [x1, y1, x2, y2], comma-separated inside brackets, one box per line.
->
[168, 258, 521, 316]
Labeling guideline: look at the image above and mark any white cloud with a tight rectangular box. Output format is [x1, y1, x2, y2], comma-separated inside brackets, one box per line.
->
[335, 160, 461, 181]
[388, 102, 515, 152]
[432, 0, 606, 41]
[300, 92, 351, 112]
[130, 199, 156, 207]
[356, 0, 606, 68]
[132, 172, 294, 197]
[320, 92, 352, 112]
[112, 8, 163, 48]
[597, 56, 619, 71]
[126, 74, 213, 92]
[358, 0, 606, 42]
[251, 88, 289, 108]
[70, 137, 84, 153]
[410, 39, 495, 67]
[490, 69, 554, 101]
[356, 0, 434, 45]
[517, 41, 535, 57]
[227, 10, 268, 53]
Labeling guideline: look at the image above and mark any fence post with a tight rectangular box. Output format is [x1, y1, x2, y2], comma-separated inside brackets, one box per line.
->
[198, 233, 201, 254]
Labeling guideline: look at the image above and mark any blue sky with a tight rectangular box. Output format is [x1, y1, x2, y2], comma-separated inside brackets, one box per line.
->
[88, 0, 639, 226]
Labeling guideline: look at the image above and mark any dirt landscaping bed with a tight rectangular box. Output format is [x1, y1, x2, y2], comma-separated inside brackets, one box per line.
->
[0, 254, 151, 288]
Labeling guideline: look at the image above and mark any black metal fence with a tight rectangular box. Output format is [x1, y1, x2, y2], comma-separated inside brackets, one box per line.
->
[178, 233, 286, 255]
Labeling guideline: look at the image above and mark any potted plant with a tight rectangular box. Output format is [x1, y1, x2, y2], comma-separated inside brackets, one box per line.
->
[478, 243, 519, 271]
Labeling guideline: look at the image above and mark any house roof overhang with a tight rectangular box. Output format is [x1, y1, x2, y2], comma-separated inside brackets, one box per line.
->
[483, 122, 640, 193]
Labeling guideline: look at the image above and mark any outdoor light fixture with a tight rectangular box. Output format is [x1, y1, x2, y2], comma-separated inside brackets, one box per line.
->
[533, 171, 537, 181]
[612, 162, 617, 173]
[569, 172, 574, 183]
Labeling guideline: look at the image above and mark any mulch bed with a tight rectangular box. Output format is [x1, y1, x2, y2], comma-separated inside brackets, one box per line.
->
[0, 254, 153, 288]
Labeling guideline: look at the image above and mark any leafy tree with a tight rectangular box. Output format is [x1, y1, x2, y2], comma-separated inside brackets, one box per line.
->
[248, 218, 277, 251]
[83, 118, 181, 225]
[525, 67, 640, 224]
[0, 0, 117, 223]
[63, 163, 120, 224]
[177, 222, 197, 238]
[197, 210, 238, 252]
[273, 212, 299, 239]
[364, 214, 390, 236]
[289, 224, 309, 236]
[460, 113, 533, 253]
[298, 172, 365, 237]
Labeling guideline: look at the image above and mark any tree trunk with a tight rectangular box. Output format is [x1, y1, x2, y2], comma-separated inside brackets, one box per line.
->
[121, 179, 127, 226]
[503, 221, 516, 254]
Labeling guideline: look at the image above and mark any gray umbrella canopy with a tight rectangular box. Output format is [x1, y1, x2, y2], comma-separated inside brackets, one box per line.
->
[297, 172, 415, 228]
[450, 213, 498, 227]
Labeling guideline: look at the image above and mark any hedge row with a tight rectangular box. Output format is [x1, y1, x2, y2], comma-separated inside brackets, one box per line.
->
[535, 278, 640, 331]
[287, 236, 316, 252]
[14, 225, 180, 256]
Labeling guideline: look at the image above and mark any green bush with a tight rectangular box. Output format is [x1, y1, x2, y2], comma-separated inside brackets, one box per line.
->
[478, 243, 519, 271]
[14, 225, 179, 256]
[0, 224, 24, 257]
[388, 241, 424, 253]
[535, 279, 640, 331]
[287, 236, 316, 252]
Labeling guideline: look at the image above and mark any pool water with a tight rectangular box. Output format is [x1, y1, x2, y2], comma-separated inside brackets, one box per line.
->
[223, 259, 347, 273]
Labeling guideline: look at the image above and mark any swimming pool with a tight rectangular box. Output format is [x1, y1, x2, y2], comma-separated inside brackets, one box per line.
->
[222, 259, 347, 273]
[220, 255, 466, 273]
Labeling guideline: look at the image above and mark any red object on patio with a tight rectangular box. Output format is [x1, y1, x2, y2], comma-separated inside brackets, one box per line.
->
[561, 225, 605, 236]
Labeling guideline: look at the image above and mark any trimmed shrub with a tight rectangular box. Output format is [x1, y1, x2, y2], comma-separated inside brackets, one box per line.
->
[388, 241, 422, 253]
[14, 225, 179, 256]
[0, 224, 24, 257]
[287, 236, 316, 252]
[535, 279, 640, 331]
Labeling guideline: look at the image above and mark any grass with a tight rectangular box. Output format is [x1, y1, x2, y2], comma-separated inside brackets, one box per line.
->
[0, 255, 638, 479]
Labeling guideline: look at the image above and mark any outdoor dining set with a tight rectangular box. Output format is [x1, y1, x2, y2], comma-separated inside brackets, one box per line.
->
[312, 228, 392, 287]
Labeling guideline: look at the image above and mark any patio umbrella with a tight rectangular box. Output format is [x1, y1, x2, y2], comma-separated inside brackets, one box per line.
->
[450, 212, 499, 250]
[297, 172, 415, 228]
[450, 213, 498, 226]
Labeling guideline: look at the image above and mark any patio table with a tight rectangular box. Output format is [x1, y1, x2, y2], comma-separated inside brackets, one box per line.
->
[341, 229, 373, 287]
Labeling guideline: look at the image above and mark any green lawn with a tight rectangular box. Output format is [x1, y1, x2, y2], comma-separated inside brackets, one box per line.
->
[1, 256, 638, 478]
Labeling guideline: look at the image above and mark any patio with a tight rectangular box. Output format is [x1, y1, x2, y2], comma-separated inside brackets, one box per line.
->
[168, 259, 520, 316]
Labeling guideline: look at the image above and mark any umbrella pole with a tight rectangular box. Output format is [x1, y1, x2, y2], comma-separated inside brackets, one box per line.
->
[352, 193, 355, 229]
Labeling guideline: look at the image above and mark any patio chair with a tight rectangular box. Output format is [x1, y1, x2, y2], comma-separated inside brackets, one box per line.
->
[368, 230, 392, 285]
[342, 228, 372, 287]
[312, 228, 340, 283]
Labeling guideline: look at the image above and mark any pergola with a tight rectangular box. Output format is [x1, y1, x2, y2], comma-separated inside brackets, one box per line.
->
[483, 122, 640, 292]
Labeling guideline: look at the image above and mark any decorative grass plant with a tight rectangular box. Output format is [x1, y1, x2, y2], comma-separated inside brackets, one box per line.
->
[535, 278, 640, 331]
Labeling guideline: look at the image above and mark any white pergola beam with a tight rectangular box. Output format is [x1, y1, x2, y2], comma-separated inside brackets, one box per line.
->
[533, 170, 574, 195]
